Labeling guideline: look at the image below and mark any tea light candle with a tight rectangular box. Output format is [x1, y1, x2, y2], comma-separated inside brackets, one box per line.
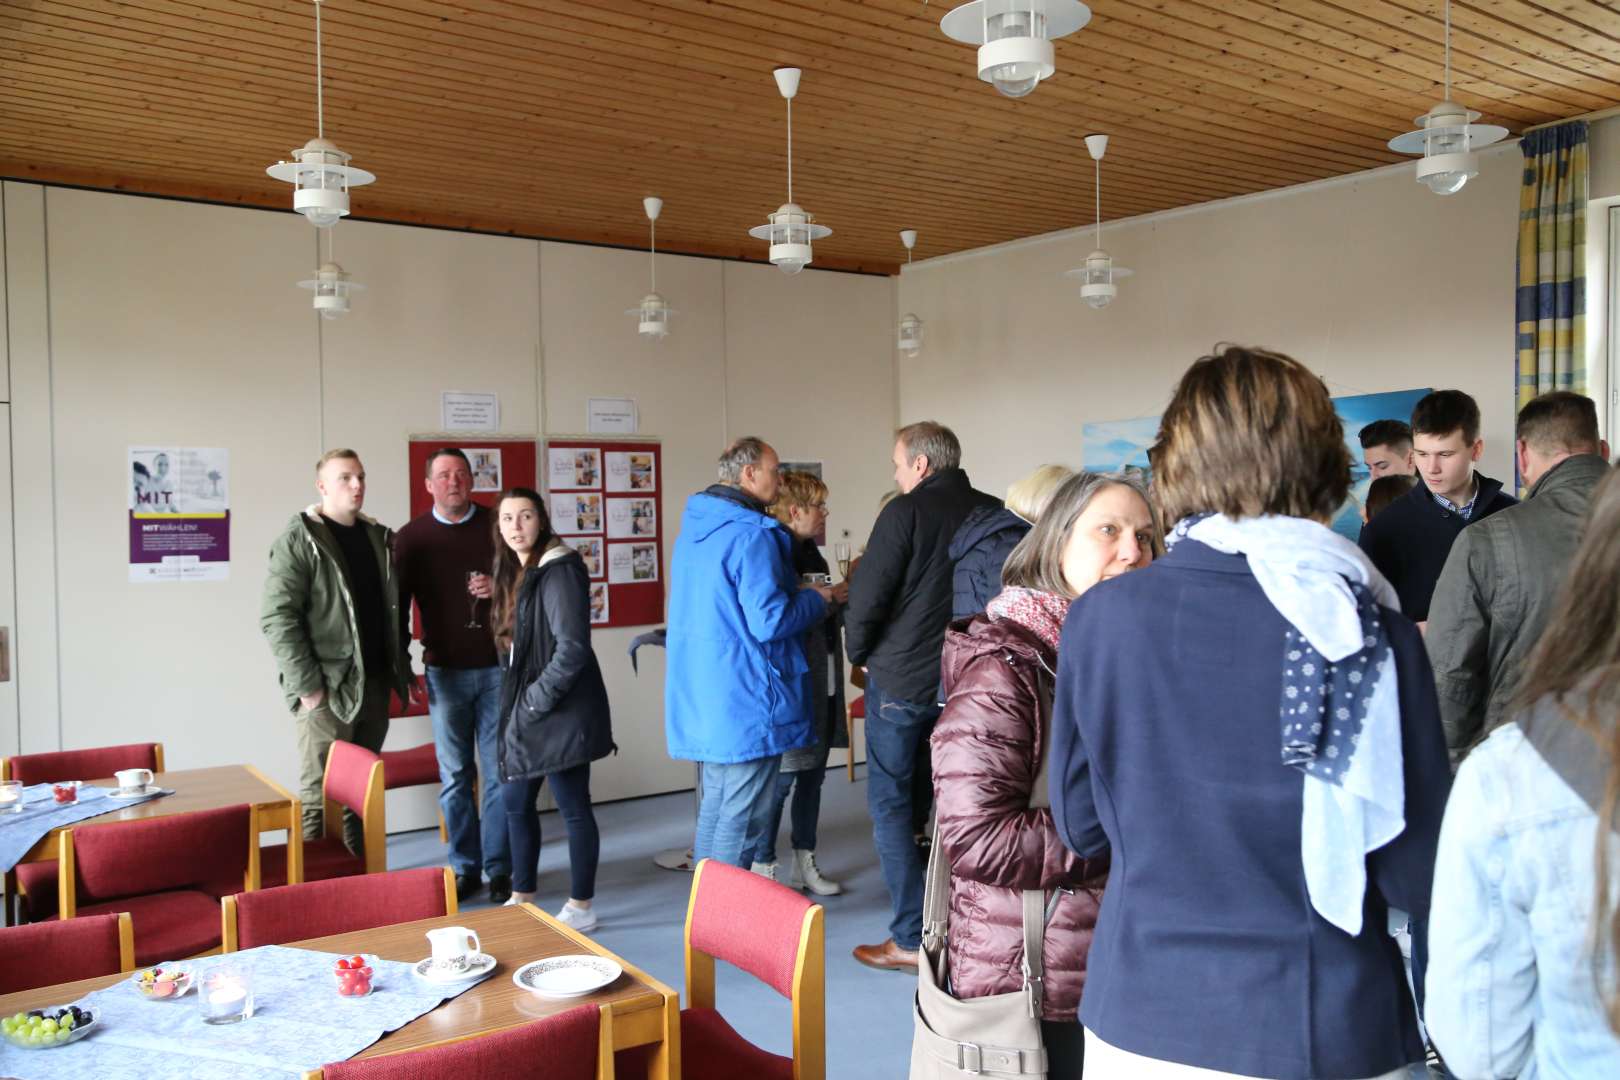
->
[0, 782, 22, 813]
[200, 973, 253, 1024]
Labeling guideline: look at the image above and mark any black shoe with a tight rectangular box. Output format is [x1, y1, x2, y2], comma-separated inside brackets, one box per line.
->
[454, 873, 483, 902]
[487, 874, 513, 905]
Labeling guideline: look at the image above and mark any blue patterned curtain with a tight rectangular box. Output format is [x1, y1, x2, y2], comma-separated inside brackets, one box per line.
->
[1516, 122, 1588, 407]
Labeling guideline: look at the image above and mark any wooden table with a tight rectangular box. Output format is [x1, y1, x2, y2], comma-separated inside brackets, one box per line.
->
[0, 903, 680, 1080]
[10, 766, 303, 885]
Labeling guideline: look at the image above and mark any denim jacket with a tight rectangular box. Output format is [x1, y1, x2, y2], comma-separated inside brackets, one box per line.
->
[1426, 722, 1620, 1078]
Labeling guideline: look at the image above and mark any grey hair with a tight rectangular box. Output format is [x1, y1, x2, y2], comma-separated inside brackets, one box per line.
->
[897, 421, 961, 475]
[717, 436, 769, 485]
[1000, 470, 1159, 599]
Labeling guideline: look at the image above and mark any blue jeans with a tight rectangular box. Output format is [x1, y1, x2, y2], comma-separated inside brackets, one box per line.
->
[864, 678, 941, 950]
[426, 666, 509, 879]
[754, 751, 830, 864]
[694, 757, 781, 869]
[502, 763, 598, 898]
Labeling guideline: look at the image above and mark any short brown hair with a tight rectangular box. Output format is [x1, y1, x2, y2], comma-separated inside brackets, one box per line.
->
[1364, 474, 1417, 520]
[1517, 391, 1601, 455]
[316, 448, 361, 475]
[771, 471, 829, 528]
[896, 421, 961, 473]
[1151, 345, 1350, 524]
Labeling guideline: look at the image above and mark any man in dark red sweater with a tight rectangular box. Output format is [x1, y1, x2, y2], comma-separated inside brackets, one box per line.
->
[394, 448, 510, 903]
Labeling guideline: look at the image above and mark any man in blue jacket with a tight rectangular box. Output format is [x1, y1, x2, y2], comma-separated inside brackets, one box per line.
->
[666, 437, 832, 869]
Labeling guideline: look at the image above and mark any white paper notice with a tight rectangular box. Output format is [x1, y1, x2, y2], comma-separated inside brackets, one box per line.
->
[606, 496, 658, 539]
[587, 397, 638, 434]
[570, 537, 604, 579]
[604, 451, 657, 493]
[549, 447, 601, 491]
[441, 392, 500, 432]
[589, 583, 610, 624]
[608, 541, 660, 584]
[550, 493, 603, 535]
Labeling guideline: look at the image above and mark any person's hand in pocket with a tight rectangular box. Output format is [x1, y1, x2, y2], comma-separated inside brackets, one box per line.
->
[299, 688, 327, 712]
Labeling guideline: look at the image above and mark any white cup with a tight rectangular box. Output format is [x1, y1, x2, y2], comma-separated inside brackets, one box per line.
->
[426, 926, 482, 972]
[115, 768, 155, 793]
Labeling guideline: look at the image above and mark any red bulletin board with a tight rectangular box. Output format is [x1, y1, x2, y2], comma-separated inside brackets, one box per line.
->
[407, 437, 539, 519]
[544, 437, 664, 629]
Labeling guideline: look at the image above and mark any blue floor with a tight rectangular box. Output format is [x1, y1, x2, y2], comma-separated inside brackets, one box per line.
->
[387, 763, 917, 1079]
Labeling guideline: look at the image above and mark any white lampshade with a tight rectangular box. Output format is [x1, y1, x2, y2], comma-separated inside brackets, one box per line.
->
[750, 203, 831, 275]
[1388, 102, 1507, 196]
[1063, 251, 1133, 309]
[898, 313, 924, 354]
[297, 261, 363, 319]
[627, 293, 674, 339]
[941, 0, 1092, 99]
[267, 138, 375, 228]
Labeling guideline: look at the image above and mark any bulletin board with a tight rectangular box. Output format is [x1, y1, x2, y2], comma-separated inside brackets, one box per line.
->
[407, 436, 538, 519]
[544, 437, 664, 629]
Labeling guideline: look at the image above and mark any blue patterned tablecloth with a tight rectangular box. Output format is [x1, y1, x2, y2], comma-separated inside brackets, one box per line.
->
[0, 784, 168, 872]
[0, 945, 492, 1079]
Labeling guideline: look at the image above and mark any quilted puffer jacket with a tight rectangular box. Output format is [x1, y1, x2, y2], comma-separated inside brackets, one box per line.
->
[932, 614, 1109, 1023]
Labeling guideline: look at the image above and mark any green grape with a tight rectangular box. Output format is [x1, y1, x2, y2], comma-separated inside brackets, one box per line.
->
[61, 1015, 75, 1030]
[54, 1029, 71, 1044]
[9, 1013, 23, 1025]
[38, 1018, 56, 1033]
[1, 1018, 14, 1034]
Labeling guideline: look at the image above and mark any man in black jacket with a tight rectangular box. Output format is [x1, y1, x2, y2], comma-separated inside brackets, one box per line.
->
[1358, 389, 1516, 624]
[846, 421, 999, 971]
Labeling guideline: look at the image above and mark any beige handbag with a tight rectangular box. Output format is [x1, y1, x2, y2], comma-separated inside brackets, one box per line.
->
[909, 711, 1054, 1078]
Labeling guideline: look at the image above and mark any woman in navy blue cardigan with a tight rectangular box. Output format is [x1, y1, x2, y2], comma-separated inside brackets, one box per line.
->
[1050, 345, 1452, 1079]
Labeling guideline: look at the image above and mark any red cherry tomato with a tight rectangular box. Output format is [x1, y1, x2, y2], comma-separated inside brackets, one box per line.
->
[349, 955, 365, 967]
[336, 958, 351, 970]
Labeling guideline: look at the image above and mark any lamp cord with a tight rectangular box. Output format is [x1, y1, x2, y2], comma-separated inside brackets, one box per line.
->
[650, 217, 657, 292]
[786, 96, 794, 204]
[314, 0, 325, 140]
[1443, 0, 1451, 101]
[1094, 158, 1103, 249]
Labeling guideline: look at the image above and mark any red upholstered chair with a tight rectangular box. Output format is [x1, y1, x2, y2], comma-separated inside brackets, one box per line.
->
[384, 685, 450, 842]
[2, 742, 165, 924]
[59, 804, 255, 967]
[0, 911, 134, 993]
[260, 740, 386, 887]
[681, 859, 825, 1080]
[321, 1002, 614, 1080]
[222, 867, 457, 952]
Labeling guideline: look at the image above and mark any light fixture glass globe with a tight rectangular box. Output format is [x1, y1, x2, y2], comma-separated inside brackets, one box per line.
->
[304, 207, 345, 228]
[777, 258, 807, 276]
[984, 10, 1044, 97]
[1421, 169, 1471, 196]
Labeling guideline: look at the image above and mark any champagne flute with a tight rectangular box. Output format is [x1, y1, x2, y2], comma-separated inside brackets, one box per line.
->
[834, 542, 852, 580]
[465, 571, 484, 629]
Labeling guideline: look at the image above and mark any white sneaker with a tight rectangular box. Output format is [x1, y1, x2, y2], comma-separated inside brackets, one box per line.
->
[750, 860, 779, 882]
[791, 849, 843, 896]
[555, 902, 598, 933]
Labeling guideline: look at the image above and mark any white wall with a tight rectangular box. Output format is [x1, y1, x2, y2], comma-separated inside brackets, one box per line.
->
[2, 183, 896, 824]
[897, 143, 1534, 501]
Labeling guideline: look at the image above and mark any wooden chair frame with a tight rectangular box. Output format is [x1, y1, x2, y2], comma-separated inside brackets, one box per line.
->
[683, 859, 825, 1080]
[325, 750, 388, 875]
[222, 867, 457, 954]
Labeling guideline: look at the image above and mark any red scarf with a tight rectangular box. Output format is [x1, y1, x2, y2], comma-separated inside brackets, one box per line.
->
[984, 586, 1070, 649]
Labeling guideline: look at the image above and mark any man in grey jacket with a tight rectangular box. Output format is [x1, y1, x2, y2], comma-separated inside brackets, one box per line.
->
[1427, 392, 1609, 758]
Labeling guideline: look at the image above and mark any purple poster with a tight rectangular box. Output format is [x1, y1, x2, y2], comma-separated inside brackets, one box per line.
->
[129, 446, 230, 583]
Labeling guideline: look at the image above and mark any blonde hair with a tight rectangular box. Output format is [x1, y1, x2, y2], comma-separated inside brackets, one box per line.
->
[1005, 465, 1075, 522]
[772, 471, 829, 528]
[316, 448, 360, 475]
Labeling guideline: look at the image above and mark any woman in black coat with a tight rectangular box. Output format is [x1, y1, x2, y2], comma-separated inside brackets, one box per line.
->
[490, 487, 614, 930]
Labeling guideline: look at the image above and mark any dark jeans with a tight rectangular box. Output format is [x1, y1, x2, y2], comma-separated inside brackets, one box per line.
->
[501, 763, 599, 899]
[426, 665, 509, 879]
[753, 749, 831, 864]
[1040, 1020, 1084, 1077]
[864, 677, 941, 950]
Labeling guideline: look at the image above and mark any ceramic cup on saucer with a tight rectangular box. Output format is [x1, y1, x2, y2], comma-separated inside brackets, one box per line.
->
[114, 768, 155, 795]
[426, 926, 482, 974]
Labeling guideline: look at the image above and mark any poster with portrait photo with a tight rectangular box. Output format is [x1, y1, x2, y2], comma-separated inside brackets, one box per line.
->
[605, 451, 657, 493]
[571, 537, 604, 579]
[608, 541, 660, 584]
[548, 447, 601, 491]
[606, 496, 658, 539]
[588, 582, 610, 624]
[550, 492, 603, 535]
[464, 448, 503, 492]
[129, 446, 231, 582]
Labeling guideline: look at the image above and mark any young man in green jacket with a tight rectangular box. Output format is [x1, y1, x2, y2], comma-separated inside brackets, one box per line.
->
[260, 449, 408, 849]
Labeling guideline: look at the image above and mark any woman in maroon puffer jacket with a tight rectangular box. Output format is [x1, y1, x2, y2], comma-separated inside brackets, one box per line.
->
[933, 470, 1158, 1075]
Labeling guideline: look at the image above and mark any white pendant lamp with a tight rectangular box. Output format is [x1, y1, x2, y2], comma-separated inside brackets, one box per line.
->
[1387, 0, 1507, 195]
[940, 0, 1091, 99]
[897, 230, 923, 356]
[749, 68, 831, 275]
[1063, 134, 1132, 309]
[298, 231, 362, 319]
[628, 197, 674, 340]
[267, 0, 375, 227]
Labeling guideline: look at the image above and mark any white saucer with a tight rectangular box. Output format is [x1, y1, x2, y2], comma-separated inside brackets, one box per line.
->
[411, 953, 496, 984]
[512, 955, 621, 999]
[107, 787, 169, 800]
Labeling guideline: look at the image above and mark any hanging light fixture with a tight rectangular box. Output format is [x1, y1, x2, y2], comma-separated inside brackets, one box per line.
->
[267, 0, 375, 227]
[897, 230, 923, 356]
[749, 68, 831, 275]
[1062, 135, 1132, 309]
[940, 0, 1091, 99]
[1387, 0, 1506, 195]
[298, 230, 363, 319]
[627, 196, 674, 340]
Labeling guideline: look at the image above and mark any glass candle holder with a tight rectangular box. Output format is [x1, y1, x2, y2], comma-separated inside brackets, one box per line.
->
[0, 781, 22, 814]
[198, 967, 254, 1024]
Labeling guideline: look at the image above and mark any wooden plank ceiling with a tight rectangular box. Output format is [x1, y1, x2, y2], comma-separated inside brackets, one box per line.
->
[4, 1, 1620, 273]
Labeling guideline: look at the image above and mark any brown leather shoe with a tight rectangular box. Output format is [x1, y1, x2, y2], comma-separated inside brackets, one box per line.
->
[852, 938, 919, 972]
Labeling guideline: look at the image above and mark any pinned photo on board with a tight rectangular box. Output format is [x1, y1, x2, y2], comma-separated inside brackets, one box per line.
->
[572, 537, 604, 578]
[605, 450, 657, 493]
[465, 448, 503, 492]
[588, 582, 609, 624]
